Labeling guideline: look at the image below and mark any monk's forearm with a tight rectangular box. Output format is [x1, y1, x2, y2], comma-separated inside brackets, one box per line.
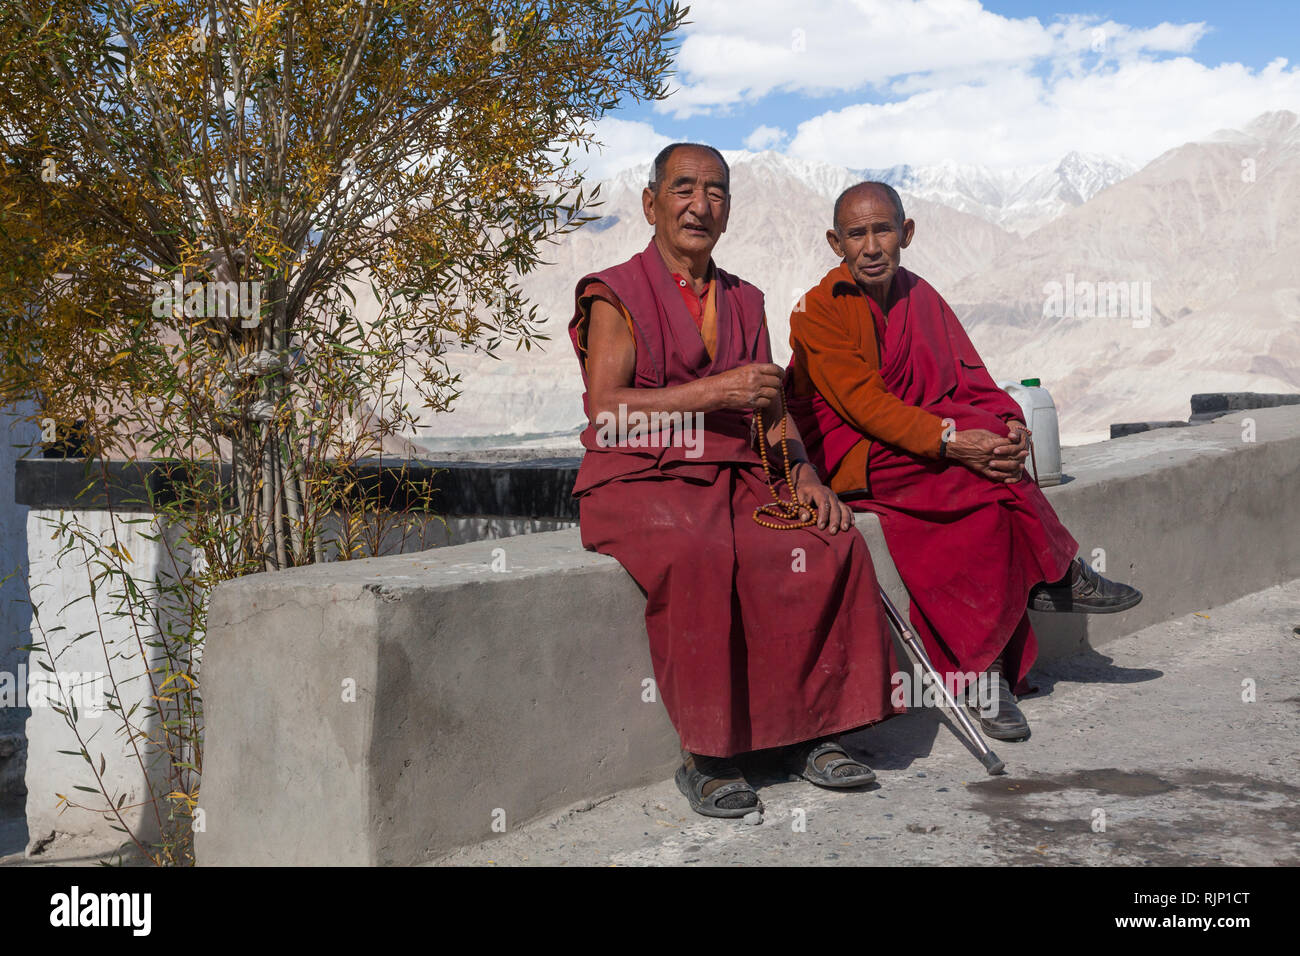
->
[762, 413, 820, 486]
[590, 363, 783, 421]
[762, 411, 807, 458]
[827, 376, 947, 458]
[589, 378, 728, 421]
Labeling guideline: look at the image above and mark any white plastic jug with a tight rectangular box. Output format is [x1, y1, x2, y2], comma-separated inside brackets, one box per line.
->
[998, 378, 1062, 486]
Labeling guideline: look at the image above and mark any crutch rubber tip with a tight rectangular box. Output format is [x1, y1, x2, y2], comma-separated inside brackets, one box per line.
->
[982, 752, 1006, 775]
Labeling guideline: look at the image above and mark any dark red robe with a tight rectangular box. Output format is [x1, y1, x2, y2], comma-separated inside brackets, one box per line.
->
[569, 240, 903, 757]
[789, 268, 1078, 695]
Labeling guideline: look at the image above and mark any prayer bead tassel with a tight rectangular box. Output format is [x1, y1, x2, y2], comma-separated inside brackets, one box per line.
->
[753, 394, 819, 530]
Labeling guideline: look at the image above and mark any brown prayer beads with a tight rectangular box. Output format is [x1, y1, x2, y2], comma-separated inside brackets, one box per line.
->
[752, 393, 819, 530]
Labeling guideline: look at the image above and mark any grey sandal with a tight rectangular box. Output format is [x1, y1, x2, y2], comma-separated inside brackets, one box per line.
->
[791, 738, 877, 789]
[675, 754, 762, 818]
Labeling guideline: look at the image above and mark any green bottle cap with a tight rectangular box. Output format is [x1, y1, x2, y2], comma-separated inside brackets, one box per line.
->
[1020, 377, 1041, 387]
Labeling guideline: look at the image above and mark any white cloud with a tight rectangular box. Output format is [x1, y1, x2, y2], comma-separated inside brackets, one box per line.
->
[660, 2, 1212, 118]
[572, 116, 673, 181]
[572, 3, 1299, 178]
[743, 124, 789, 150]
[786, 56, 1300, 169]
[641, 0, 1296, 169]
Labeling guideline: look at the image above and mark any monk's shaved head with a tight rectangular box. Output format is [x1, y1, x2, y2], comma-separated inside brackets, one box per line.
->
[826, 180, 914, 305]
[833, 181, 905, 235]
[642, 142, 731, 269]
[649, 143, 730, 195]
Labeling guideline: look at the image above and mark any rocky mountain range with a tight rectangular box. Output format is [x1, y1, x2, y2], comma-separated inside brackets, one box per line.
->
[405, 110, 1300, 449]
[860, 151, 1136, 235]
[947, 109, 1300, 439]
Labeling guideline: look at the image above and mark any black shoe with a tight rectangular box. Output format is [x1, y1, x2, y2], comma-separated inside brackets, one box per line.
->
[967, 671, 1030, 742]
[1029, 558, 1143, 613]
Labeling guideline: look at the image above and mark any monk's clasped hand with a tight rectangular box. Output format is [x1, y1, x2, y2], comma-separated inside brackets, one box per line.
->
[992, 423, 1031, 483]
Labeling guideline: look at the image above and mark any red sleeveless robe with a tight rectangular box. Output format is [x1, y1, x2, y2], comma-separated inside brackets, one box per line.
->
[569, 240, 903, 757]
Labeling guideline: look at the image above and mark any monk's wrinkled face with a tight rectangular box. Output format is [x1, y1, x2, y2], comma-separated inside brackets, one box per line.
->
[643, 147, 729, 260]
[827, 188, 914, 296]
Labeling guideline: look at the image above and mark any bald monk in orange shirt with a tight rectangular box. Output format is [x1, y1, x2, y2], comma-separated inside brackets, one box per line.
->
[787, 181, 1142, 742]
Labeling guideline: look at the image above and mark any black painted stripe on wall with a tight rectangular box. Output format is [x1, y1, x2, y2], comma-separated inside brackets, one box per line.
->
[14, 457, 583, 520]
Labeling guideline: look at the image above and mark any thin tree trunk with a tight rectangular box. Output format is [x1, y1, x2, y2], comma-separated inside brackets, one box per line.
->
[270, 433, 288, 568]
[306, 469, 325, 563]
[259, 426, 276, 571]
[282, 419, 306, 565]
[232, 432, 256, 566]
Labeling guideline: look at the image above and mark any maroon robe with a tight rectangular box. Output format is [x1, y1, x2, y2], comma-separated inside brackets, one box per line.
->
[570, 239, 903, 757]
[790, 268, 1078, 695]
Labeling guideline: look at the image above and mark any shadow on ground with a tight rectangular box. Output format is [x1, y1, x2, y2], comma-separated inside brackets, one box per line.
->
[742, 647, 1167, 788]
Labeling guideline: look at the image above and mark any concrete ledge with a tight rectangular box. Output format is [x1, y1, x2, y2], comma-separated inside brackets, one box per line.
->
[199, 532, 677, 865]
[196, 407, 1300, 865]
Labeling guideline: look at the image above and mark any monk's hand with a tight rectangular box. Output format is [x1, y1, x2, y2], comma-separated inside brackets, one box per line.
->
[712, 362, 784, 411]
[991, 423, 1031, 483]
[947, 428, 1019, 481]
[793, 463, 853, 534]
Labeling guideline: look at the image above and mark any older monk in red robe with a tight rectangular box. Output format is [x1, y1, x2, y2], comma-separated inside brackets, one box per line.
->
[569, 146, 903, 817]
[787, 181, 1142, 742]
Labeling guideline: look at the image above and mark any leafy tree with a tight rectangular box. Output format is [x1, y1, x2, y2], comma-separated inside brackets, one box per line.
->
[0, 0, 685, 863]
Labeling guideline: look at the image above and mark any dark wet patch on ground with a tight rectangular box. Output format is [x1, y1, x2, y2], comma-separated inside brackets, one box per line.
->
[969, 768, 1178, 798]
[964, 768, 1300, 865]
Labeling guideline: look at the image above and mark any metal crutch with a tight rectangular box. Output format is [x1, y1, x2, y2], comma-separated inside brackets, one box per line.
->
[877, 587, 1006, 776]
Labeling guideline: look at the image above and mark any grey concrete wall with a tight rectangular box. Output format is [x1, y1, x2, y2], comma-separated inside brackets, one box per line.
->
[196, 406, 1300, 865]
[199, 538, 673, 865]
[12, 504, 577, 859]
[1028, 407, 1300, 659]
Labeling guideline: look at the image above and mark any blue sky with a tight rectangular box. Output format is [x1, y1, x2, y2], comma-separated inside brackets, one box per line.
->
[982, 0, 1287, 67]
[584, 0, 1299, 176]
